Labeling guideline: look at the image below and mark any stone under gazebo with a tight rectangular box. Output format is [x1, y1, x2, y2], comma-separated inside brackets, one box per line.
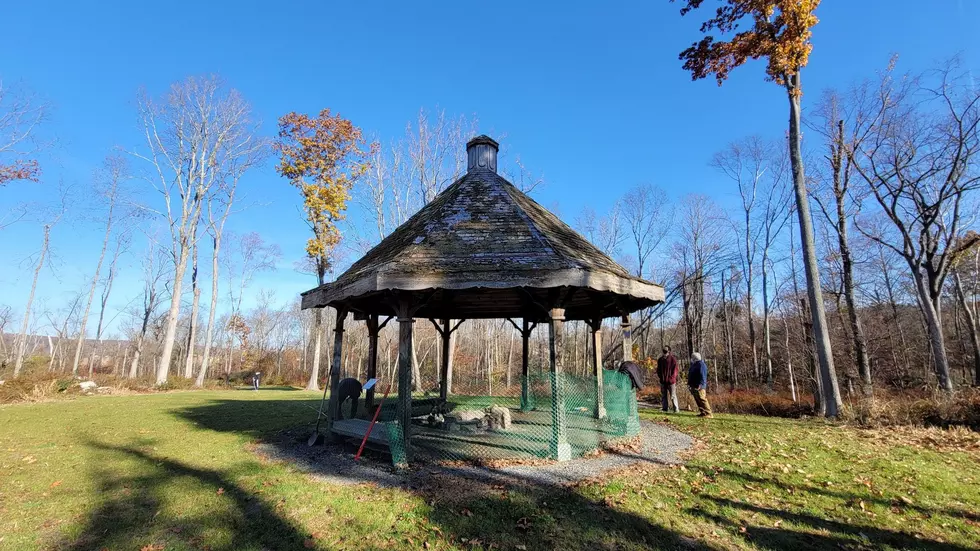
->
[301, 135, 663, 465]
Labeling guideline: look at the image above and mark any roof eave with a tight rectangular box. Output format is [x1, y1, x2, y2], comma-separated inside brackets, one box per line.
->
[301, 268, 664, 310]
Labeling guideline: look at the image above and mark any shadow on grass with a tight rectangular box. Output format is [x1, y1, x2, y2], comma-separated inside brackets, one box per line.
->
[690, 496, 976, 551]
[688, 463, 980, 524]
[92, 396, 960, 550]
[51, 440, 316, 551]
[167, 398, 702, 549]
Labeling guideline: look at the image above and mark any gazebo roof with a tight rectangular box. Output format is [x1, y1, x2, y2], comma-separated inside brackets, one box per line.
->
[301, 136, 664, 321]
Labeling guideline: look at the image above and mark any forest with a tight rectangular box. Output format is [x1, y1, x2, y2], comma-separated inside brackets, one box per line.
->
[1, 61, 978, 424]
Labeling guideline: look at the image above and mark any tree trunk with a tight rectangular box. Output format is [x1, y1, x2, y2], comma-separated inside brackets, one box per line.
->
[781, 313, 797, 402]
[761, 254, 774, 389]
[911, 267, 954, 391]
[744, 212, 759, 380]
[305, 308, 324, 391]
[156, 248, 190, 384]
[196, 235, 222, 386]
[952, 271, 980, 386]
[71, 232, 112, 377]
[184, 243, 201, 379]
[830, 121, 873, 396]
[13, 226, 50, 377]
[787, 74, 842, 417]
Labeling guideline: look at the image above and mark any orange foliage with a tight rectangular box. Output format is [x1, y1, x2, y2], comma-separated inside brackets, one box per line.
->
[0, 159, 40, 185]
[274, 110, 376, 279]
[674, 0, 820, 88]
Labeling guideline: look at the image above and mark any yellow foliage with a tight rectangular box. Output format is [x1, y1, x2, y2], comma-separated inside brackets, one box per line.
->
[274, 109, 377, 279]
[676, 0, 820, 90]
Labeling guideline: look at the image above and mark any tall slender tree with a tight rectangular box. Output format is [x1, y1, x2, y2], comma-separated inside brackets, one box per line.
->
[672, 0, 842, 415]
[71, 156, 127, 377]
[275, 109, 374, 391]
[135, 76, 264, 385]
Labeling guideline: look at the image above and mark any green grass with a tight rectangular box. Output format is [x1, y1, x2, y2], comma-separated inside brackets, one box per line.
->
[0, 389, 977, 550]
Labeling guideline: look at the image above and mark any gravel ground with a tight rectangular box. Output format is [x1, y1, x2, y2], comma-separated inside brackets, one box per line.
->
[254, 418, 693, 488]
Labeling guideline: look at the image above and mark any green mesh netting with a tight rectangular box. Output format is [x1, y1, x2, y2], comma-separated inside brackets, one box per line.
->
[366, 369, 639, 467]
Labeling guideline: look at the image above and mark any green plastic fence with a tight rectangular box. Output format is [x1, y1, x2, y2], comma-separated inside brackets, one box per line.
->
[374, 368, 640, 467]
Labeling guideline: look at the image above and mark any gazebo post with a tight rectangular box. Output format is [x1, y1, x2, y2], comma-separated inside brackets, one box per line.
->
[548, 307, 571, 461]
[439, 318, 452, 400]
[325, 308, 348, 429]
[521, 318, 531, 412]
[589, 317, 607, 420]
[621, 314, 633, 362]
[396, 299, 415, 464]
[365, 314, 380, 414]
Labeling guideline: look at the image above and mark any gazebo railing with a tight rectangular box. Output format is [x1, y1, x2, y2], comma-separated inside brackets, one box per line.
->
[375, 369, 639, 467]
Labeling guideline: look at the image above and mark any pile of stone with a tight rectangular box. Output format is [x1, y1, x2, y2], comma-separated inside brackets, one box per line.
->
[444, 405, 512, 433]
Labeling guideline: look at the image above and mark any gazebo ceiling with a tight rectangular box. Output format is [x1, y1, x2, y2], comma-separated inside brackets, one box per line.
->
[301, 135, 664, 319]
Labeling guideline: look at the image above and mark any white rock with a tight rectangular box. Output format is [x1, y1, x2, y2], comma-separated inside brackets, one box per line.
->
[454, 409, 486, 423]
[78, 381, 98, 391]
[487, 405, 512, 430]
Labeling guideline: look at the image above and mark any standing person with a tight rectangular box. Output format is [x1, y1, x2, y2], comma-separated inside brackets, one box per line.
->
[252, 371, 260, 391]
[656, 346, 680, 413]
[687, 352, 712, 417]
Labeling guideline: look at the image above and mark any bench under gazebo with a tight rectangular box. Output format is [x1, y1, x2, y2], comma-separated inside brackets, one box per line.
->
[301, 135, 663, 466]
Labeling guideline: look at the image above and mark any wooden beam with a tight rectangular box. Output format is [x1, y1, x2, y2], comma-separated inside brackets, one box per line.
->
[365, 313, 380, 414]
[521, 318, 533, 411]
[325, 308, 348, 429]
[439, 318, 452, 400]
[395, 297, 415, 466]
[548, 308, 571, 461]
[621, 314, 633, 362]
[589, 317, 607, 420]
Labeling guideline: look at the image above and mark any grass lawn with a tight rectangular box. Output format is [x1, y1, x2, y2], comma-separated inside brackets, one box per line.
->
[1, 389, 978, 550]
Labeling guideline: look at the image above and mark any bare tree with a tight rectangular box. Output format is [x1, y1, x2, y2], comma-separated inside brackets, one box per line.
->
[673, 194, 728, 359]
[810, 87, 880, 396]
[713, 137, 767, 380]
[70, 156, 128, 376]
[851, 61, 980, 391]
[0, 80, 48, 187]
[951, 234, 980, 385]
[621, 184, 672, 280]
[13, 193, 68, 377]
[195, 179, 239, 386]
[130, 241, 167, 378]
[134, 76, 264, 385]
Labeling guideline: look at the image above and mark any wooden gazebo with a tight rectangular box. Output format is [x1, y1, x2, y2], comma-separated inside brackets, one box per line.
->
[301, 135, 663, 463]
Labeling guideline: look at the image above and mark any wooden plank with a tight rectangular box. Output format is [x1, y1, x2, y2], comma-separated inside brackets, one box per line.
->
[331, 419, 390, 445]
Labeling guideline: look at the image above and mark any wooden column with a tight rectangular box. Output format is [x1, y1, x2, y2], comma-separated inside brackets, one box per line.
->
[396, 303, 415, 463]
[440, 318, 452, 400]
[365, 314, 380, 414]
[589, 317, 607, 420]
[325, 308, 348, 429]
[521, 318, 532, 411]
[548, 308, 571, 461]
[621, 314, 633, 362]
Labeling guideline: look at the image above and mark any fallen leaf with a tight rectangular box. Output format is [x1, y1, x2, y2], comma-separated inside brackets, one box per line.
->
[217, 488, 225, 495]
[50, 480, 62, 488]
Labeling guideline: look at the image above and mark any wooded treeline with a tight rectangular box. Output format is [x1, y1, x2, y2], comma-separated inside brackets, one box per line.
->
[1, 61, 978, 409]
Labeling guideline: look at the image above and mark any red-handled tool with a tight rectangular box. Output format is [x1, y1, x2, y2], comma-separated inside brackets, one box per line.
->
[354, 381, 392, 461]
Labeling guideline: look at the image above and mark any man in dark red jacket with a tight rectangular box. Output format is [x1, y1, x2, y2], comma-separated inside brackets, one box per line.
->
[656, 345, 680, 413]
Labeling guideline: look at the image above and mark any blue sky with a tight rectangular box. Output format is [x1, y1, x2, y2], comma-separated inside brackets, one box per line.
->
[1, 0, 977, 336]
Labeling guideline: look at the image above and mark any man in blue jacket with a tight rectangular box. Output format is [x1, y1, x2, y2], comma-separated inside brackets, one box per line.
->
[687, 352, 713, 417]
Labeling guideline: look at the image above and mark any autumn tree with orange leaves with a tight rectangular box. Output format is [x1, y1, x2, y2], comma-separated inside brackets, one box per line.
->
[671, 0, 842, 416]
[275, 109, 375, 391]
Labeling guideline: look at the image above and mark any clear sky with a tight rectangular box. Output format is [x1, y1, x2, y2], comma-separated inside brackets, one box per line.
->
[1, 0, 977, 336]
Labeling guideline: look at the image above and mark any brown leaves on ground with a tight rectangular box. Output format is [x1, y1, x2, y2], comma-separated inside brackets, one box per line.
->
[854, 425, 980, 456]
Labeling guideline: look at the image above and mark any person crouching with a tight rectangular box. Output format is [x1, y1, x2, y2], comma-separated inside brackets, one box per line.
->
[687, 352, 712, 418]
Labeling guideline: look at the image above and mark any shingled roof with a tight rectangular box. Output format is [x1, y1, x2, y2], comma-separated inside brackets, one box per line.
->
[301, 136, 664, 321]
